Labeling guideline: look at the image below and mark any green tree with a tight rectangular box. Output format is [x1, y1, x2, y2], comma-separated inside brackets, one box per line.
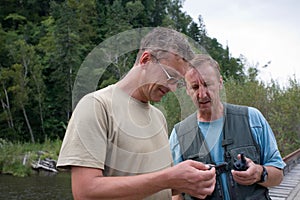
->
[164, 0, 193, 33]
[5, 39, 45, 143]
[268, 78, 300, 155]
[37, 0, 99, 139]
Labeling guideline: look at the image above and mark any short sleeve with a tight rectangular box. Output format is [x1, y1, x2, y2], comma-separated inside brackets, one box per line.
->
[57, 93, 108, 170]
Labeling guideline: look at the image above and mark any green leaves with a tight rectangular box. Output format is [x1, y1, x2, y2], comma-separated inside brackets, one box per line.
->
[0, 0, 298, 159]
[225, 78, 300, 157]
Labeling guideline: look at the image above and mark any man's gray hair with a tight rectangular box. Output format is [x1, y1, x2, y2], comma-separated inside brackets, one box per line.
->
[190, 54, 221, 76]
[137, 27, 195, 61]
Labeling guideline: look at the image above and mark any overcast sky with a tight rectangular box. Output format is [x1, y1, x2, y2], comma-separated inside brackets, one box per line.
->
[182, 0, 300, 87]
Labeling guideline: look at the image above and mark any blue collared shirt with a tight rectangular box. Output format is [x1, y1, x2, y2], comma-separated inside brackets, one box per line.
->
[169, 107, 286, 200]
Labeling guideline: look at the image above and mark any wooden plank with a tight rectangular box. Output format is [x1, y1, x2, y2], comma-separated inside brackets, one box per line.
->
[269, 150, 300, 200]
[271, 197, 286, 200]
[270, 189, 290, 195]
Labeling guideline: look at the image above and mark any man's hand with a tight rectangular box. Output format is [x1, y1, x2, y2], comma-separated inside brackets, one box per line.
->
[231, 154, 261, 185]
[231, 154, 284, 187]
[169, 160, 216, 199]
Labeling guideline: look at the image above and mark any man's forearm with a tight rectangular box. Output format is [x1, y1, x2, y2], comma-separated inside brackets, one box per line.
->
[71, 160, 216, 200]
[259, 166, 283, 187]
[72, 167, 170, 200]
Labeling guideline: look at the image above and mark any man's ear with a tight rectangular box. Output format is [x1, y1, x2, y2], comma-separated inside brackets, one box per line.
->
[139, 51, 152, 65]
[219, 76, 223, 90]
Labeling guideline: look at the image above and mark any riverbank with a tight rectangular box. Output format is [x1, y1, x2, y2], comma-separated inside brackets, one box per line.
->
[0, 138, 62, 177]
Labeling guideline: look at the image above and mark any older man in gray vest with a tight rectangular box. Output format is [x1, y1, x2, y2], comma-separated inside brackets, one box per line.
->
[169, 54, 285, 200]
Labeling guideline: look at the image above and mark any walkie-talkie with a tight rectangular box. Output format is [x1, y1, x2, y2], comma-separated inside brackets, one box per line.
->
[233, 152, 248, 171]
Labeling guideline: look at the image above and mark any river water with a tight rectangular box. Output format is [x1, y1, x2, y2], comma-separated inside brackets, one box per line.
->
[0, 172, 73, 200]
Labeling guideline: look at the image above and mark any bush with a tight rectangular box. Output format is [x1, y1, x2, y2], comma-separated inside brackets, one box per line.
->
[0, 138, 62, 176]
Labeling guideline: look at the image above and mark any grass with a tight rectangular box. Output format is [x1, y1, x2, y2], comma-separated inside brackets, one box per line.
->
[0, 138, 62, 177]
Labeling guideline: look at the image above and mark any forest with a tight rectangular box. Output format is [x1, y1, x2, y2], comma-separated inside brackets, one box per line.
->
[0, 0, 300, 157]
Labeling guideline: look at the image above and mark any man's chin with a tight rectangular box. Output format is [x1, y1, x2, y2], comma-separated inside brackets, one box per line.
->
[198, 103, 212, 112]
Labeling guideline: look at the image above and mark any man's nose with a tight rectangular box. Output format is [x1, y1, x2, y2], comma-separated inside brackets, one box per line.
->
[197, 85, 207, 98]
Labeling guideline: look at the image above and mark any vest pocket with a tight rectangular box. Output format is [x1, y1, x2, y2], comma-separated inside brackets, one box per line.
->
[229, 146, 260, 165]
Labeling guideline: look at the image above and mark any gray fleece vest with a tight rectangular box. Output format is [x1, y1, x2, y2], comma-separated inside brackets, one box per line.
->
[174, 103, 270, 200]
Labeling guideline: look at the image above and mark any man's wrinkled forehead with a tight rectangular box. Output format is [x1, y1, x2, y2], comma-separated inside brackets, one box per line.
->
[185, 67, 204, 82]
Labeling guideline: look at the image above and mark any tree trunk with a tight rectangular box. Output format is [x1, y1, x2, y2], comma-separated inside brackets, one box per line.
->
[21, 103, 35, 143]
[1, 85, 14, 128]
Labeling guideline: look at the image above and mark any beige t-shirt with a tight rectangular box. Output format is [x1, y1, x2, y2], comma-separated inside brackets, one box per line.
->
[57, 84, 172, 199]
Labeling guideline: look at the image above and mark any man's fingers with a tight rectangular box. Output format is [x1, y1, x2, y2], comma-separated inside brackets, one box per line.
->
[187, 160, 210, 170]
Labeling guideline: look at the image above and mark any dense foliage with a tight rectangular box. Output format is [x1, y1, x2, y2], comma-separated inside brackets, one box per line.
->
[224, 78, 300, 156]
[0, 0, 299, 157]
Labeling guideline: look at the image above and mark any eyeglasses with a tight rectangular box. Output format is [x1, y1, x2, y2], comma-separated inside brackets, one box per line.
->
[151, 55, 186, 88]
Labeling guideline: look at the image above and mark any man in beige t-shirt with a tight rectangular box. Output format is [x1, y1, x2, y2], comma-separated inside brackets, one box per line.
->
[57, 27, 216, 200]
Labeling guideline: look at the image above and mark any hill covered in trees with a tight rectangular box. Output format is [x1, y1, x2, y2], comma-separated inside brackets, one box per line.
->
[0, 0, 299, 156]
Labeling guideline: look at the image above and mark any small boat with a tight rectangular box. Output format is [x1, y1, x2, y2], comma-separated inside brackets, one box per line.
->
[31, 158, 58, 173]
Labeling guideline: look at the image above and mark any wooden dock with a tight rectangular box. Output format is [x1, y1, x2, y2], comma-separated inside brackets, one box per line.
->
[269, 149, 300, 200]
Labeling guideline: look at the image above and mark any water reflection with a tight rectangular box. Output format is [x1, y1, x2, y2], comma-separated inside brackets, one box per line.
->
[0, 172, 72, 200]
